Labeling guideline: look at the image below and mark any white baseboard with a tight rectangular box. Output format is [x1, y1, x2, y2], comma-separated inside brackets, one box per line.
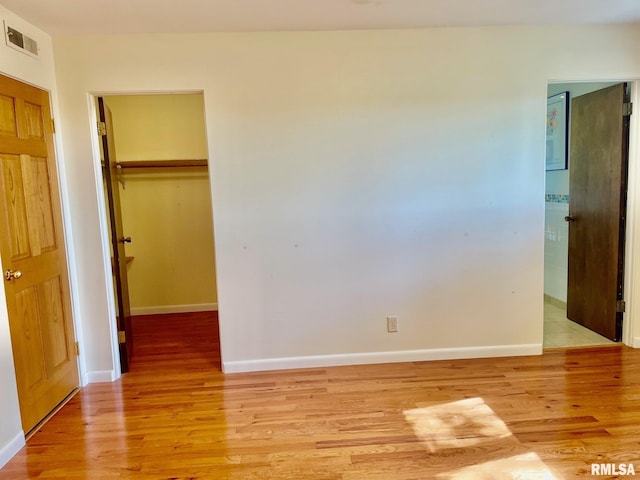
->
[633, 337, 640, 348]
[0, 431, 25, 469]
[222, 344, 543, 374]
[130, 303, 218, 316]
[83, 370, 118, 384]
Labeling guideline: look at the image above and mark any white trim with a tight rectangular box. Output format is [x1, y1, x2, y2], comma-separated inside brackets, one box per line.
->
[130, 303, 218, 316]
[87, 93, 123, 380]
[222, 344, 542, 374]
[83, 369, 117, 384]
[624, 80, 639, 347]
[51, 89, 87, 394]
[0, 431, 24, 469]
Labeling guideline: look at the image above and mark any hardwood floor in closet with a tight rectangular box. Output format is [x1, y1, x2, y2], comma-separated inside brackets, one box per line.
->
[2, 312, 640, 479]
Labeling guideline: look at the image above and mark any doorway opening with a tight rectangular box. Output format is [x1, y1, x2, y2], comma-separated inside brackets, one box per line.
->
[95, 93, 220, 372]
[543, 81, 629, 348]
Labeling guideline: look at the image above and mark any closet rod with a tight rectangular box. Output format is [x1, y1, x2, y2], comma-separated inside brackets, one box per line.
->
[117, 159, 208, 169]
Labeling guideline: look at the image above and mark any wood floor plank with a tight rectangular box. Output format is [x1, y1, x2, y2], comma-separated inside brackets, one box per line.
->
[2, 312, 640, 478]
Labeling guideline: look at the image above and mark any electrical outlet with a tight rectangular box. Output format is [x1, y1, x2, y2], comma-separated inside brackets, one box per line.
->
[387, 316, 399, 333]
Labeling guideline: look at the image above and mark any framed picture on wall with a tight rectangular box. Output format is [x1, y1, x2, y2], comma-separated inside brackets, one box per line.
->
[546, 92, 569, 171]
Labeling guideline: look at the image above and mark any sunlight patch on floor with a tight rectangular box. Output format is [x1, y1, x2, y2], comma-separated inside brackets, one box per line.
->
[404, 397, 512, 451]
[437, 452, 559, 479]
[404, 398, 561, 479]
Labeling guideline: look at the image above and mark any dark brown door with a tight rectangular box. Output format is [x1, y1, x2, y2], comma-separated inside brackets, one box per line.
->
[0, 73, 79, 432]
[97, 97, 133, 372]
[566, 83, 630, 341]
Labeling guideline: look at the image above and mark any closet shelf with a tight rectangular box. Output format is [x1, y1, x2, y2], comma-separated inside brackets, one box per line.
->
[111, 256, 134, 274]
[117, 159, 208, 169]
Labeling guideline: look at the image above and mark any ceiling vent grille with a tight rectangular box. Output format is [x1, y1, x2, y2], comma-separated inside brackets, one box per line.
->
[4, 21, 39, 58]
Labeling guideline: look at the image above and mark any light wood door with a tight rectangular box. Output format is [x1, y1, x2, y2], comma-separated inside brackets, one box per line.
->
[97, 97, 132, 372]
[566, 83, 630, 341]
[0, 74, 79, 433]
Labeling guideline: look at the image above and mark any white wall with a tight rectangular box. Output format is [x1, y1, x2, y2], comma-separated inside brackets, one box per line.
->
[48, 25, 640, 374]
[544, 82, 617, 302]
[0, 4, 58, 467]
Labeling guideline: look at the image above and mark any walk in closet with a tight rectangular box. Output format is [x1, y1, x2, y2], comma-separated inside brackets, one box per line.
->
[102, 94, 217, 318]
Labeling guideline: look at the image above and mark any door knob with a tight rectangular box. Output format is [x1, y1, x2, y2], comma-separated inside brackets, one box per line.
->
[119, 236, 132, 244]
[5, 269, 23, 281]
[564, 215, 576, 222]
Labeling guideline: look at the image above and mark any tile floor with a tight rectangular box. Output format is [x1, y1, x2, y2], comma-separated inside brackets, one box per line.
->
[543, 300, 614, 347]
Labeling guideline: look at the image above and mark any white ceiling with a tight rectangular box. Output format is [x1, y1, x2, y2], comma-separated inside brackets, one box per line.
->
[2, 0, 640, 35]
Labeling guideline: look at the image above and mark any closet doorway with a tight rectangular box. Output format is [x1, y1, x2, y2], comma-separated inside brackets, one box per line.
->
[97, 93, 219, 372]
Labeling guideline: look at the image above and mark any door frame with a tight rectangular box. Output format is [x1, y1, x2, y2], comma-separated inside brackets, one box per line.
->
[86, 94, 121, 376]
[0, 73, 85, 385]
[0, 72, 83, 425]
[625, 80, 640, 347]
[86, 90, 217, 376]
[545, 79, 640, 347]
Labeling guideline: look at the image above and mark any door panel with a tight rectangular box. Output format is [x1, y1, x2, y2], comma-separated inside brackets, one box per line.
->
[567, 83, 629, 341]
[2, 154, 31, 258]
[0, 74, 78, 433]
[30, 156, 57, 251]
[0, 95, 17, 135]
[15, 287, 46, 387]
[98, 97, 132, 372]
[24, 102, 44, 139]
[41, 277, 70, 370]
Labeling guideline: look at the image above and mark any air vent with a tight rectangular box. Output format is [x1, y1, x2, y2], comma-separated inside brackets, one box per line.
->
[4, 21, 39, 58]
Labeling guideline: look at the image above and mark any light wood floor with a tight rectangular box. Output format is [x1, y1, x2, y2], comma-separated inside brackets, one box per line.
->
[544, 301, 615, 348]
[2, 312, 640, 479]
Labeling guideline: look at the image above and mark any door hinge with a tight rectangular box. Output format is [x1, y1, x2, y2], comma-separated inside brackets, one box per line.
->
[51, 118, 56, 134]
[617, 299, 626, 313]
[74, 341, 80, 356]
[623, 102, 633, 117]
[118, 330, 126, 344]
[97, 121, 107, 136]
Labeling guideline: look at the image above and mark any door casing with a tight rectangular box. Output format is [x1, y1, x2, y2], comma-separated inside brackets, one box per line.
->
[86, 90, 218, 376]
